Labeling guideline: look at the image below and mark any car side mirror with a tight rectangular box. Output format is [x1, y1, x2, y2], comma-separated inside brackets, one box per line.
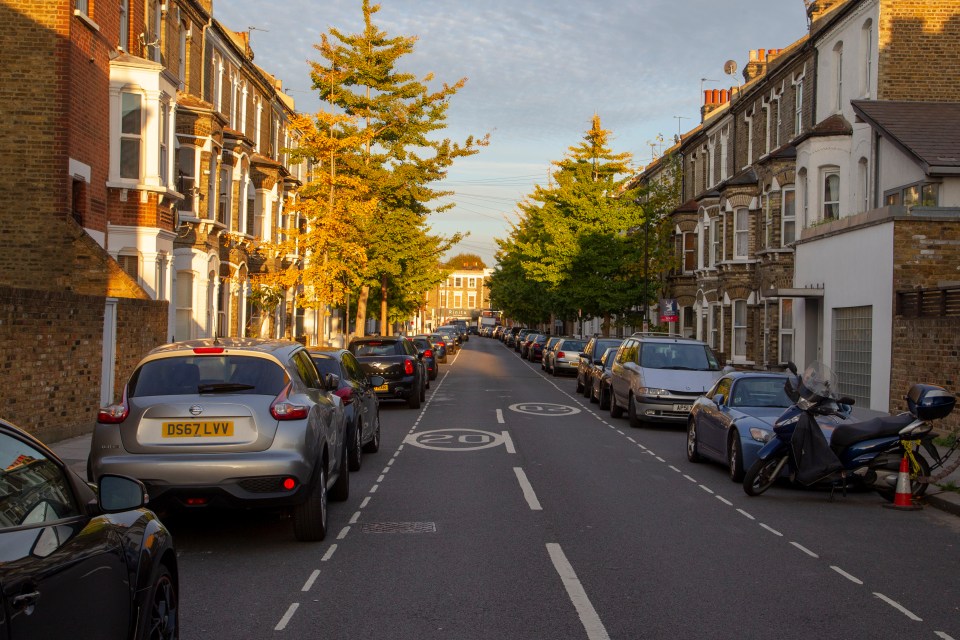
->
[713, 393, 725, 406]
[324, 373, 340, 391]
[579, 352, 588, 360]
[368, 375, 385, 388]
[722, 365, 735, 374]
[99, 474, 147, 512]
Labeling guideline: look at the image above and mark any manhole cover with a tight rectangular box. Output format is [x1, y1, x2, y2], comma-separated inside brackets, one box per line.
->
[360, 522, 437, 534]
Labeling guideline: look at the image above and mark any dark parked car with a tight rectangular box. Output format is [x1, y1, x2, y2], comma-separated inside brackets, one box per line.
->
[436, 325, 462, 348]
[90, 338, 349, 542]
[686, 372, 794, 481]
[349, 336, 426, 409]
[309, 347, 384, 472]
[576, 336, 625, 396]
[528, 334, 549, 362]
[412, 335, 439, 380]
[589, 347, 619, 409]
[0, 418, 179, 639]
[427, 333, 449, 363]
[540, 336, 564, 370]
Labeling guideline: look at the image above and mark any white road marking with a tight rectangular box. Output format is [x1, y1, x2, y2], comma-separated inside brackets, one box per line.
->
[638, 444, 647, 450]
[669, 466, 681, 473]
[370, 484, 379, 493]
[759, 523, 783, 536]
[645, 450, 656, 457]
[302, 570, 320, 591]
[546, 544, 611, 640]
[699, 485, 714, 494]
[360, 497, 370, 509]
[275, 603, 299, 631]
[321, 544, 337, 562]
[656, 456, 665, 462]
[387, 458, 395, 466]
[789, 542, 819, 558]
[935, 631, 956, 640]
[737, 509, 755, 520]
[349, 511, 361, 524]
[715, 495, 733, 506]
[873, 592, 922, 621]
[830, 566, 862, 584]
[382, 466, 390, 473]
[377, 475, 385, 482]
[502, 430, 516, 454]
[496, 408, 505, 424]
[337, 526, 350, 540]
[683, 475, 698, 483]
[514, 467, 543, 511]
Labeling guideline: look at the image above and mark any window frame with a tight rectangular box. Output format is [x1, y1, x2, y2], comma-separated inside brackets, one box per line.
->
[779, 298, 794, 365]
[781, 187, 796, 246]
[732, 300, 748, 361]
[734, 208, 749, 259]
[822, 168, 840, 221]
[119, 91, 143, 180]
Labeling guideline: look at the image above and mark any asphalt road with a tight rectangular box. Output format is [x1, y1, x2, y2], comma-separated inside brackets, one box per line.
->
[169, 337, 960, 640]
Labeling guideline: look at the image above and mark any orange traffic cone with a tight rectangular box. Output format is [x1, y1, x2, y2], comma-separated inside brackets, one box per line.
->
[883, 454, 923, 511]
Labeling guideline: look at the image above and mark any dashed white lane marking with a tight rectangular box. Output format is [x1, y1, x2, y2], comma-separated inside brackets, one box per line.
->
[387, 458, 395, 466]
[349, 511, 361, 524]
[321, 544, 337, 562]
[302, 570, 320, 592]
[655, 456, 666, 462]
[737, 509, 755, 520]
[830, 566, 862, 584]
[546, 543, 611, 640]
[360, 497, 370, 509]
[382, 466, 390, 473]
[377, 475, 385, 482]
[699, 485, 714, 494]
[370, 484, 379, 493]
[669, 466, 681, 473]
[873, 593, 922, 621]
[935, 631, 955, 640]
[514, 467, 543, 511]
[759, 523, 783, 536]
[790, 542, 819, 558]
[502, 430, 516, 454]
[626, 437, 636, 443]
[683, 475, 697, 483]
[337, 526, 350, 540]
[275, 603, 299, 631]
[496, 409, 505, 424]
[715, 495, 733, 506]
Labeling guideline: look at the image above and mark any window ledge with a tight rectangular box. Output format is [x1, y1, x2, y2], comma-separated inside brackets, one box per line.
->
[74, 10, 101, 32]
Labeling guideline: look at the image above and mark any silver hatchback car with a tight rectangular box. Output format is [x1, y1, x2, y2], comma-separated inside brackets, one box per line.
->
[90, 338, 348, 542]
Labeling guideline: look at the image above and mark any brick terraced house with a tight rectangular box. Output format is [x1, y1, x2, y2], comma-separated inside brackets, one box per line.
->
[0, 0, 307, 440]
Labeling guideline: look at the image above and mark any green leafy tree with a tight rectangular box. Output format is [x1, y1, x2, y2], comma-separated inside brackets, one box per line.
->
[308, 0, 488, 335]
[444, 253, 487, 270]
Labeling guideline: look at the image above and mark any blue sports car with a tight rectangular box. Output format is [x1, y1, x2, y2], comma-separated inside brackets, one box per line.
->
[686, 372, 793, 482]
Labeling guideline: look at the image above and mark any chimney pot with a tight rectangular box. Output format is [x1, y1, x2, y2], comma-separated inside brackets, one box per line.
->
[759, 48, 767, 61]
[712, 89, 720, 104]
[704, 90, 712, 105]
[749, 49, 758, 61]
[720, 89, 729, 103]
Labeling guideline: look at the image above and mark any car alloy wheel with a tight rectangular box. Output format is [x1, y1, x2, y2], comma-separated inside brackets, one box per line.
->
[687, 419, 702, 462]
[140, 565, 178, 640]
[728, 433, 744, 482]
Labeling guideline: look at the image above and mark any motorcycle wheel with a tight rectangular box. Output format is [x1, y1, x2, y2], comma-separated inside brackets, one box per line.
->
[743, 455, 787, 496]
[875, 453, 931, 502]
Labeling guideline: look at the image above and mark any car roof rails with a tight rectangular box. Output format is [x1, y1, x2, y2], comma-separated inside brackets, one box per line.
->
[630, 331, 691, 339]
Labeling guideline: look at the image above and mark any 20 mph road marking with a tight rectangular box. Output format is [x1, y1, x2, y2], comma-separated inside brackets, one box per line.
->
[547, 544, 610, 640]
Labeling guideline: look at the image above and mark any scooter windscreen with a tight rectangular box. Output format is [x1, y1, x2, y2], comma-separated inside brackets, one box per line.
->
[796, 361, 837, 408]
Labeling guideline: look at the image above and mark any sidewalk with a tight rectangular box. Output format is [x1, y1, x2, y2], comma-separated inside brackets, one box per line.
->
[49, 431, 960, 515]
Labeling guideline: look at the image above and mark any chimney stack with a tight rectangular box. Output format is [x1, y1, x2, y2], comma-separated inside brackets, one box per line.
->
[806, 0, 845, 24]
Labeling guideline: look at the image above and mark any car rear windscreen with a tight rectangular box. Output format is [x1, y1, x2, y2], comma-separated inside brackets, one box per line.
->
[128, 355, 286, 397]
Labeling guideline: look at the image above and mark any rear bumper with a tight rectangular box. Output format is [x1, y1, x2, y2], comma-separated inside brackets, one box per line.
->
[374, 376, 418, 400]
[633, 396, 699, 424]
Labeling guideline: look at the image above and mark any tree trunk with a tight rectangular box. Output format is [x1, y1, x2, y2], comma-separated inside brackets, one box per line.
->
[356, 285, 369, 337]
[380, 274, 389, 336]
[602, 313, 611, 337]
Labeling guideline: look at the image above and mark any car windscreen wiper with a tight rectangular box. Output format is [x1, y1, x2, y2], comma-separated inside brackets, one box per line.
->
[197, 382, 256, 393]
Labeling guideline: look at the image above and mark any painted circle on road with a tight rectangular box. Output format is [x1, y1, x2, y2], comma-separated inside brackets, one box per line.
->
[508, 402, 581, 417]
[405, 428, 505, 451]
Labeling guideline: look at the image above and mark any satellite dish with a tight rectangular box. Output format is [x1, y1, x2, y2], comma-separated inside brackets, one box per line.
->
[724, 59, 738, 76]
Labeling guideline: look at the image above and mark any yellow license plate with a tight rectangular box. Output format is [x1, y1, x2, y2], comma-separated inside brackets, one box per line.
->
[162, 421, 234, 438]
[374, 384, 388, 392]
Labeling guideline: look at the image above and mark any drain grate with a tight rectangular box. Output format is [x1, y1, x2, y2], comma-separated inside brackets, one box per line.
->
[360, 522, 437, 534]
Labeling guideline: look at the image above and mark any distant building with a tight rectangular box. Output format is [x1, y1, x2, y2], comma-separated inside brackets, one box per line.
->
[423, 269, 493, 331]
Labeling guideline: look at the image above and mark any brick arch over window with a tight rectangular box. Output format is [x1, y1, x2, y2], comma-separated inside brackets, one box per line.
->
[724, 194, 753, 209]
[725, 285, 753, 301]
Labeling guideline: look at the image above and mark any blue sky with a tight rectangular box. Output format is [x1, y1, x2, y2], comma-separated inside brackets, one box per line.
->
[215, 1, 810, 266]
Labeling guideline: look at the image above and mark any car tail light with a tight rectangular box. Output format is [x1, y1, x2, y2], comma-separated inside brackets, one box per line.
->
[437, 341, 445, 347]
[282, 477, 297, 491]
[97, 388, 129, 424]
[424, 349, 433, 358]
[334, 387, 354, 405]
[404, 359, 414, 375]
[557, 351, 565, 359]
[184, 497, 209, 506]
[193, 347, 225, 354]
[271, 382, 309, 420]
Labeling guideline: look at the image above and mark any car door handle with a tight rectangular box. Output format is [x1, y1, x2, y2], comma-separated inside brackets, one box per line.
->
[13, 591, 40, 610]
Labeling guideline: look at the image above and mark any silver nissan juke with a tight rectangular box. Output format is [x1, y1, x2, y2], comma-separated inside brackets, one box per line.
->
[89, 338, 348, 542]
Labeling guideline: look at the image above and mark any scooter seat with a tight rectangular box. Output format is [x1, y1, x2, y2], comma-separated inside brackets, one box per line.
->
[829, 414, 915, 451]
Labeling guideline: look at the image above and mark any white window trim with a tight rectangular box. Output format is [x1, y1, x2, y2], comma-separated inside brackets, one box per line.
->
[822, 168, 841, 221]
[779, 298, 794, 364]
[734, 208, 749, 259]
[781, 187, 796, 247]
[793, 72, 805, 136]
[732, 300, 748, 362]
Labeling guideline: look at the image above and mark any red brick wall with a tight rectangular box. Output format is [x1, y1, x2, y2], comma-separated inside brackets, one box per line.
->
[879, 0, 960, 101]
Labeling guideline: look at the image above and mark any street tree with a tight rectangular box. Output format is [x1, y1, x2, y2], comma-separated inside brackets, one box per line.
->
[308, 0, 487, 335]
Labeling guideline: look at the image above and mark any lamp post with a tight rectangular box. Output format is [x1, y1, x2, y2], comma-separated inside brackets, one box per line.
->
[642, 214, 650, 333]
